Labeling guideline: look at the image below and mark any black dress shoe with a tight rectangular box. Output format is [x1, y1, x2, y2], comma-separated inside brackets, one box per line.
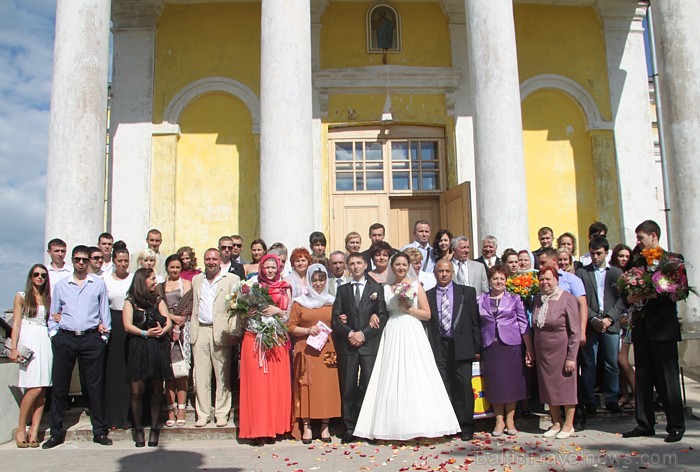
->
[622, 427, 655, 438]
[341, 431, 355, 444]
[460, 431, 474, 441]
[42, 436, 65, 449]
[133, 429, 145, 448]
[93, 434, 113, 446]
[606, 402, 624, 414]
[664, 430, 684, 443]
[147, 429, 160, 447]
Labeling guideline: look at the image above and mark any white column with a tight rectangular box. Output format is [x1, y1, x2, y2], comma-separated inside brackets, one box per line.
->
[260, 0, 315, 248]
[109, 17, 157, 252]
[45, 0, 110, 251]
[651, 1, 700, 327]
[465, 0, 529, 250]
[442, 2, 478, 244]
[310, 0, 329, 233]
[598, 0, 664, 244]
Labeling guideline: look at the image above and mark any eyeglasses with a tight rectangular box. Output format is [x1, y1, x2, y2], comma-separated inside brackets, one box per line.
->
[32, 272, 48, 279]
[73, 257, 89, 264]
[220, 246, 233, 250]
[232, 243, 242, 248]
[91, 256, 104, 261]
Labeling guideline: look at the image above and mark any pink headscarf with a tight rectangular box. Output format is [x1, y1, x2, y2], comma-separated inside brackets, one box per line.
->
[257, 253, 291, 311]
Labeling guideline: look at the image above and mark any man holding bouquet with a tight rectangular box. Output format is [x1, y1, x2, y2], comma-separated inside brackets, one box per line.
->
[622, 220, 687, 443]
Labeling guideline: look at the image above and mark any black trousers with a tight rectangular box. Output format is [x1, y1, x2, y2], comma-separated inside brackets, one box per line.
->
[632, 335, 685, 433]
[50, 330, 108, 438]
[337, 351, 376, 432]
[438, 338, 475, 434]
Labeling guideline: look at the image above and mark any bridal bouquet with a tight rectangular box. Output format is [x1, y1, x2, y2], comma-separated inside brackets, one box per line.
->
[506, 272, 539, 302]
[618, 248, 695, 321]
[394, 283, 416, 303]
[227, 281, 289, 354]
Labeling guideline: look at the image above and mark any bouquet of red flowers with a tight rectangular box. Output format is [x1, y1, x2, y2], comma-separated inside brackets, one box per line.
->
[616, 266, 655, 298]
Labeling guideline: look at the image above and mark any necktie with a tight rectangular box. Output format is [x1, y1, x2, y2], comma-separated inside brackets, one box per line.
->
[440, 287, 451, 336]
[487, 259, 493, 269]
[354, 282, 362, 305]
[337, 278, 342, 289]
[422, 247, 432, 270]
[457, 262, 465, 284]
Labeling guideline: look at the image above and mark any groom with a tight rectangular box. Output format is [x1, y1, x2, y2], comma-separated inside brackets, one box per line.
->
[426, 259, 481, 441]
[332, 252, 388, 443]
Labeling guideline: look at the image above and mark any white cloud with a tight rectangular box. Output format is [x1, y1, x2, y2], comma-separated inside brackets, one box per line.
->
[0, 0, 55, 310]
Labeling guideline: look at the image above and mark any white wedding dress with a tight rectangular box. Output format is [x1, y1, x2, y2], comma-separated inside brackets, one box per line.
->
[354, 281, 460, 440]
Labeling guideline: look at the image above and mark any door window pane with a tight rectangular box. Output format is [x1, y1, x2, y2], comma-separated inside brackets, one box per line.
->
[336, 173, 354, 191]
[366, 172, 384, 191]
[336, 143, 353, 161]
[393, 172, 410, 190]
[392, 142, 408, 160]
[366, 142, 383, 160]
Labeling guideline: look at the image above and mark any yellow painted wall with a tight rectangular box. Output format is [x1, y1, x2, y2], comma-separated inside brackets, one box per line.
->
[522, 90, 597, 251]
[174, 93, 258, 261]
[321, 2, 451, 68]
[514, 4, 612, 121]
[153, 3, 261, 123]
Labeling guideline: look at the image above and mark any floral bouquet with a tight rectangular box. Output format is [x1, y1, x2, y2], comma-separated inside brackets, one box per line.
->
[616, 266, 655, 298]
[619, 248, 695, 322]
[227, 281, 289, 371]
[394, 283, 416, 303]
[506, 272, 539, 302]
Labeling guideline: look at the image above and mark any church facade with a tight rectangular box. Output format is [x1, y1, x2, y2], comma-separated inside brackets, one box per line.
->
[44, 0, 700, 345]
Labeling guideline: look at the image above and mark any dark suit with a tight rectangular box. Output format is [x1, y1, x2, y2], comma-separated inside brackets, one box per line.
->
[575, 264, 626, 407]
[629, 251, 685, 434]
[426, 282, 480, 434]
[474, 256, 500, 271]
[332, 278, 388, 433]
[226, 261, 246, 280]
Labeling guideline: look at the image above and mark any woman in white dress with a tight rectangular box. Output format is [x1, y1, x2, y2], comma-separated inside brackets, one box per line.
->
[8, 264, 52, 448]
[354, 252, 460, 441]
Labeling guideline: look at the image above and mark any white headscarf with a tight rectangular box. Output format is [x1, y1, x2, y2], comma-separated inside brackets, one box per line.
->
[293, 263, 335, 309]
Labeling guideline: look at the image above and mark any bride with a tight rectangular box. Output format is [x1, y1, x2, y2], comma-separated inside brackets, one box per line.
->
[353, 252, 460, 440]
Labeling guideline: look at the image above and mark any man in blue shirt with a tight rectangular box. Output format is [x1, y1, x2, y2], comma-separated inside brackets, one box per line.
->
[43, 245, 112, 449]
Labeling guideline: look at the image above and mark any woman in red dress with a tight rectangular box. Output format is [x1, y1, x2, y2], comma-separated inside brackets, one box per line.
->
[238, 254, 293, 445]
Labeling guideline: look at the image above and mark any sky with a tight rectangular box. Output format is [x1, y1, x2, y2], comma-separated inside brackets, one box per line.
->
[0, 0, 56, 312]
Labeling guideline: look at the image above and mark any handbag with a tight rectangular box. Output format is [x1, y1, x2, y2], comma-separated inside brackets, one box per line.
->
[171, 339, 189, 379]
[2, 337, 34, 365]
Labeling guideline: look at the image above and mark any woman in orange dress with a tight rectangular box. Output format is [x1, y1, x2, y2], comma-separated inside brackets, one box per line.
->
[287, 264, 340, 444]
[238, 253, 292, 445]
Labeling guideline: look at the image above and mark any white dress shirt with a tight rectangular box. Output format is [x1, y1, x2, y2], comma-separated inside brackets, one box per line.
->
[198, 273, 223, 324]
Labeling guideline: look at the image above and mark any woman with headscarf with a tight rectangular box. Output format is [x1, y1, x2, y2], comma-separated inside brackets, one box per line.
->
[238, 254, 293, 445]
[287, 264, 340, 444]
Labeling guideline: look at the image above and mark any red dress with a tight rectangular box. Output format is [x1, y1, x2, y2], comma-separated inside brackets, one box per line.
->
[238, 274, 293, 438]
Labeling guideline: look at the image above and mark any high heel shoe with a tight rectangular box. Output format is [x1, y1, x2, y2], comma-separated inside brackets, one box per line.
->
[148, 429, 160, 447]
[15, 438, 29, 448]
[176, 403, 187, 427]
[134, 429, 145, 448]
[320, 422, 332, 443]
[543, 427, 561, 438]
[301, 422, 312, 445]
[165, 404, 176, 427]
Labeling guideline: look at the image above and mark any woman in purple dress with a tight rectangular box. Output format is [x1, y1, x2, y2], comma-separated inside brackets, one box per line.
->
[532, 266, 580, 439]
[478, 266, 533, 437]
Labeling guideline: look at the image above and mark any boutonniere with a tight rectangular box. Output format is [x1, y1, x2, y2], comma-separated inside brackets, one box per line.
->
[369, 292, 378, 301]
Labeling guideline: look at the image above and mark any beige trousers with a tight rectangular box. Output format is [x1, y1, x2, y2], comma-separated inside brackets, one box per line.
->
[192, 325, 232, 421]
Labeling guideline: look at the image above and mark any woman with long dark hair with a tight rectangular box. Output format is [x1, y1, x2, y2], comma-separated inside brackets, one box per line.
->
[103, 241, 134, 429]
[9, 264, 52, 448]
[244, 239, 268, 279]
[432, 229, 454, 262]
[122, 268, 173, 447]
[157, 254, 193, 427]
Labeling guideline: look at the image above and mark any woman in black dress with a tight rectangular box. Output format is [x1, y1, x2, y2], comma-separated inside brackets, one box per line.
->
[123, 268, 173, 447]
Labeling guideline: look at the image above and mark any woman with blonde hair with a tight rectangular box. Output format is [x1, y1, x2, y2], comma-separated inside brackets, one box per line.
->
[136, 249, 164, 283]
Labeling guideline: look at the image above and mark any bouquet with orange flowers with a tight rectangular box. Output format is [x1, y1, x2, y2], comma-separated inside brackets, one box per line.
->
[506, 272, 540, 302]
[619, 247, 695, 321]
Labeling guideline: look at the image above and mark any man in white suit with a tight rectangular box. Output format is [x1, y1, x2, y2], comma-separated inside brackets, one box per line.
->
[190, 248, 241, 427]
[450, 236, 489, 294]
